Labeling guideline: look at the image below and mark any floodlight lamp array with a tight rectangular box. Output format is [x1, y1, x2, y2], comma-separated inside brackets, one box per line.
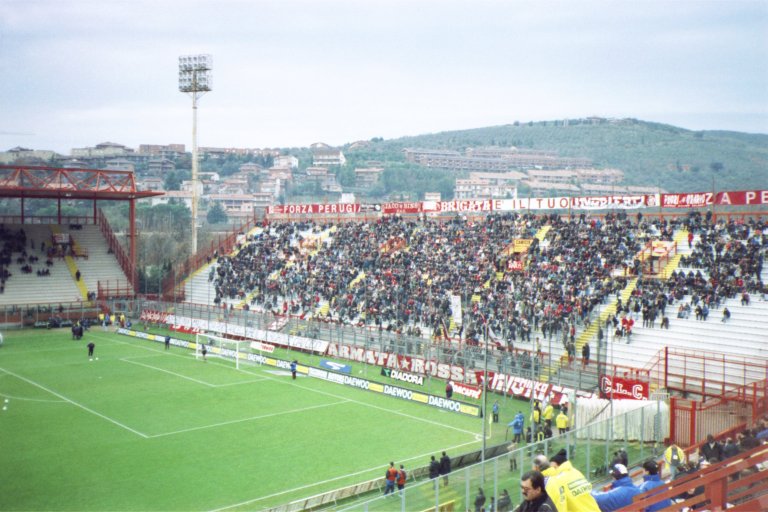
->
[178, 54, 213, 93]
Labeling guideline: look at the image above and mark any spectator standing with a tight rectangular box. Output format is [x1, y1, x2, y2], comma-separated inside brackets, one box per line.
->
[582, 342, 590, 367]
[497, 489, 512, 512]
[507, 411, 525, 442]
[492, 400, 500, 423]
[428, 455, 440, 480]
[546, 449, 599, 512]
[396, 464, 407, 493]
[439, 451, 451, 486]
[699, 434, 723, 463]
[663, 444, 686, 479]
[542, 401, 554, 425]
[474, 488, 486, 512]
[383, 462, 397, 495]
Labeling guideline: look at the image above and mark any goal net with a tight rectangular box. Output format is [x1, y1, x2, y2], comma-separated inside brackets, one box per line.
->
[195, 332, 250, 369]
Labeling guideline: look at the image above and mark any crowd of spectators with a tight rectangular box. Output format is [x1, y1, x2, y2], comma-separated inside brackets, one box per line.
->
[202, 212, 766, 372]
[206, 213, 726, 348]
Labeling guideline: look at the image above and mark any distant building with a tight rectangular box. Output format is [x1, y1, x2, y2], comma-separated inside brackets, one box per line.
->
[423, 192, 442, 202]
[259, 178, 283, 198]
[455, 178, 517, 199]
[524, 180, 580, 196]
[274, 155, 299, 168]
[104, 158, 135, 172]
[574, 168, 624, 184]
[240, 162, 264, 174]
[147, 190, 192, 209]
[404, 147, 592, 171]
[0, 147, 59, 164]
[312, 148, 346, 167]
[354, 167, 383, 188]
[267, 167, 293, 182]
[147, 159, 176, 177]
[469, 171, 526, 185]
[138, 144, 186, 159]
[137, 177, 164, 192]
[526, 170, 579, 184]
[71, 141, 132, 158]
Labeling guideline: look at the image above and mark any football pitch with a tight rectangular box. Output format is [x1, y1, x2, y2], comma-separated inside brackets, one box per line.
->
[0, 329, 487, 511]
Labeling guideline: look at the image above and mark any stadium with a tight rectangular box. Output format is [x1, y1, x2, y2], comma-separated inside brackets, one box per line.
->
[0, 164, 766, 511]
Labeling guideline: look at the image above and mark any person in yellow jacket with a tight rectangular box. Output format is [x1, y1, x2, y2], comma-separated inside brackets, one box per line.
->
[542, 402, 554, 424]
[545, 449, 600, 512]
[556, 409, 569, 435]
[664, 444, 686, 479]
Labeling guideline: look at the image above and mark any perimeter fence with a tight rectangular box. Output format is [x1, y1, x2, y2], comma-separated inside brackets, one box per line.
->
[275, 401, 666, 512]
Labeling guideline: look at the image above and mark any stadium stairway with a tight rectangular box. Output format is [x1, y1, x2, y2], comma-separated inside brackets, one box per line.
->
[59, 224, 132, 298]
[534, 224, 551, 241]
[183, 226, 264, 308]
[48, 226, 88, 301]
[658, 228, 690, 279]
[540, 277, 639, 388]
[606, 295, 768, 384]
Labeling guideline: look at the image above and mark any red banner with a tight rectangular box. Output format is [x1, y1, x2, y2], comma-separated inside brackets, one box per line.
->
[660, 190, 768, 208]
[139, 309, 169, 323]
[476, 370, 596, 404]
[507, 260, 524, 271]
[599, 375, 649, 400]
[382, 202, 422, 214]
[451, 381, 482, 399]
[267, 203, 362, 215]
[571, 195, 647, 210]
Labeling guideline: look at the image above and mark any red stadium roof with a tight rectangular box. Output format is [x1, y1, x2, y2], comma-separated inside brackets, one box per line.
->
[0, 164, 163, 201]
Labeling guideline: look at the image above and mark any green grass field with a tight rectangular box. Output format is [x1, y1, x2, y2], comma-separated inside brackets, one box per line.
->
[0, 328, 496, 511]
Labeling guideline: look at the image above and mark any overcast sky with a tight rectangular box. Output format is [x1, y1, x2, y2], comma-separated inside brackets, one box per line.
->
[1, 0, 766, 154]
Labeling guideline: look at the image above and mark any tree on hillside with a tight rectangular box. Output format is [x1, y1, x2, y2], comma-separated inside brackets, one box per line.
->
[206, 202, 228, 224]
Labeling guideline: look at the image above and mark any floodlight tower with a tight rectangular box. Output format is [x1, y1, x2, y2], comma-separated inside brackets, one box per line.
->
[178, 54, 212, 254]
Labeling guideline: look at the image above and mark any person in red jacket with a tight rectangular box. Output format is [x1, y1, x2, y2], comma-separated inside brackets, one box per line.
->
[396, 464, 407, 493]
[384, 462, 398, 495]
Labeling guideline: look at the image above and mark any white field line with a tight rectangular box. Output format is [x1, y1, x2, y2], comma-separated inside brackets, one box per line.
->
[119, 358, 218, 387]
[96, 332, 487, 508]
[209, 439, 481, 512]
[100, 333, 480, 436]
[0, 366, 149, 438]
[149, 399, 350, 438]
[207, 369, 485, 511]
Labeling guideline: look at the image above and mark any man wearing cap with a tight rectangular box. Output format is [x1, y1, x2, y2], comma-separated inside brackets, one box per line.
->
[590, 463, 641, 512]
[637, 460, 671, 512]
[545, 449, 600, 511]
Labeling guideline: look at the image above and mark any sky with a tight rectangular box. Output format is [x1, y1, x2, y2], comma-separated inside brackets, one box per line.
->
[1, 0, 766, 154]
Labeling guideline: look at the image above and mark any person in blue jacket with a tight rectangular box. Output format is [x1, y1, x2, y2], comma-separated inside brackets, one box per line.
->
[591, 464, 641, 512]
[506, 411, 525, 443]
[637, 460, 672, 512]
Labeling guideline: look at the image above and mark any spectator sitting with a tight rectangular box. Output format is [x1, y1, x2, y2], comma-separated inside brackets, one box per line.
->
[637, 460, 671, 512]
[591, 463, 641, 512]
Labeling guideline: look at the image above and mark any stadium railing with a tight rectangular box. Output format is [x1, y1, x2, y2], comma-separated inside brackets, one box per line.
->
[261, 402, 665, 512]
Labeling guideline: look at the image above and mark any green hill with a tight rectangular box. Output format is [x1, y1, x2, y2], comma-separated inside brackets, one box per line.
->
[344, 118, 768, 197]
